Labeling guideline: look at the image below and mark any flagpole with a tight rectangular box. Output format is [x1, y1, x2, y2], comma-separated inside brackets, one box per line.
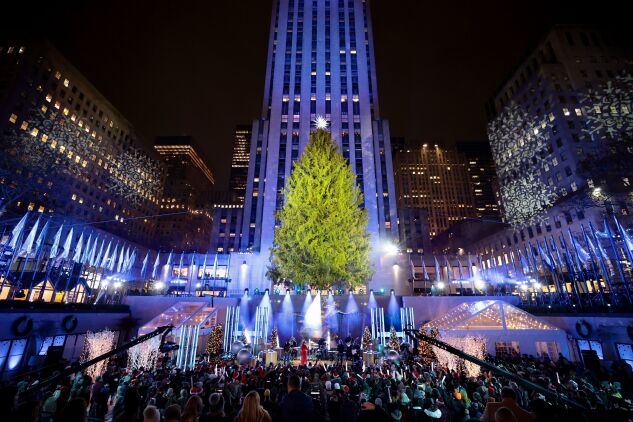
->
[559, 234, 583, 307]
[576, 227, 603, 305]
[582, 224, 609, 305]
[552, 236, 580, 307]
[542, 239, 565, 304]
[589, 222, 618, 305]
[529, 241, 553, 305]
[615, 216, 633, 284]
[604, 218, 631, 304]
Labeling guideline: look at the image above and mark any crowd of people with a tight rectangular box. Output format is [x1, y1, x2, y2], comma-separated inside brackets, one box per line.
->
[2, 339, 633, 422]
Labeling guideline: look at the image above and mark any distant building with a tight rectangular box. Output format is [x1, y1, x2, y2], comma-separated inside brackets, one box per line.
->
[394, 145, 476, 239]
[210, 200, 243, 254]
[154, 136, 214, 251]
[397, 207, 430, 254]
[455, 141, 501, 221]
[468, 25, 633, 279]
[229, 125, 251, 204]
[390, 136, 406, 155]
[0, 41, 164, 247]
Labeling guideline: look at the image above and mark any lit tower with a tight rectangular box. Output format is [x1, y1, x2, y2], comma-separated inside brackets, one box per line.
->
[241, 0, 398, 264]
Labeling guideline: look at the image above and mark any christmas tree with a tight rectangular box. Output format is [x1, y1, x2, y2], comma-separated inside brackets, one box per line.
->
[269, 326, 279, 349]
[271, 127, 372, 289]
[388, 326, 400, 350]
[362, 326, 373, 351]
[418, 326, 439, 364]
[206, 324, 224, 358]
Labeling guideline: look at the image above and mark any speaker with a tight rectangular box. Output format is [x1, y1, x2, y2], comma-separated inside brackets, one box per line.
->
[44, 346, 64, 365]
[581, 349, 600, 372]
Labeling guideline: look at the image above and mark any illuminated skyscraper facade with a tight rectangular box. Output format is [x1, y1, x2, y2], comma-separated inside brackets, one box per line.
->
[229, 125, 251, 204]
[240, 0, 398, 259]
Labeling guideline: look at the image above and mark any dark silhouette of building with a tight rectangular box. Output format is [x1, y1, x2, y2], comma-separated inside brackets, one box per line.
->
[455, 141, 501, 221]
[229, 125, 251, 204]
[154, 136, 214, 251]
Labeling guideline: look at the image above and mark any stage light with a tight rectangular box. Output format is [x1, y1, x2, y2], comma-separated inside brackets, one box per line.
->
[390, 289, 395, 295]
[380, 288, 385, 294]
[114, 281, 122, 289]
[534, 282, 542, 289]
[154, 281, 165, 290]
[244, 288, 249, 295]
[286, 288, 290, 294]
[369, 289, 374, 293]
[254, 288, 260, 295]
[437, 281, 445, 290]
[382, 241, 399, 256]
[520, 284, 528, 291]
[265, 288, 270, 294]
[196, 282, 202, 288]
[474, 279, 485, 290]
[349, 288, 354, 294]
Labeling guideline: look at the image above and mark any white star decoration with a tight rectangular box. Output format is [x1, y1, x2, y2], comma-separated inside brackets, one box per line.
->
[313, 115, 328, 129]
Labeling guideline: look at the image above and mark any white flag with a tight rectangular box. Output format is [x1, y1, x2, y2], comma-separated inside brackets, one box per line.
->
[33, 218, 50, 256]
[81, 234, 93, 264]
[117, 245, 125, 273]
[99, 240, 111, 269]
[60, 228, 74, 260]
[49, 224, 63, 259]
[7, 212, 28, 250]
[152, 252, 160, 279]
[18, 215, 41, 257]
[108, 243, 119, 271]
[72, 232, 84, 262]
[140, 251, 149, 278]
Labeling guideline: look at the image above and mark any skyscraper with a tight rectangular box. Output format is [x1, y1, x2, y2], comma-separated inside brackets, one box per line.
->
[0, 41, 164, 247]
[394, 145, 476, 238]
[229, 125, 251, 204]
[154, 136, 214, 251]
[240, 0, 398, 259]
[455, 141, 501, 221]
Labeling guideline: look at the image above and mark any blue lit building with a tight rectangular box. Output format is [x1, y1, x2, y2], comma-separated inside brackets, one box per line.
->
[239, 0, 399, 291]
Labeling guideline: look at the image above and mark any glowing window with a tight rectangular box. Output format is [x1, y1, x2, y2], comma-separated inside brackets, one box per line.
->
[9, 114, 17, 123]
[63, 78, 69, 87]
[30, 128, 38, 137]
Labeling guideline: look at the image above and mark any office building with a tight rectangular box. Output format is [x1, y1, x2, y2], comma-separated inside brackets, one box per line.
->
[154, 136, 214, 251]
[0, 41, 163, 246]
[455, 141, 502, 221]
[240, 0, 398, 256]
[229, 125, 251, 204]
[394, 145, 476, 239]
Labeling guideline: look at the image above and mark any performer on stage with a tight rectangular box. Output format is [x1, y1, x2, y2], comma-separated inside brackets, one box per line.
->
[300, 340, 308, 365]
[283, 340, 291, 365]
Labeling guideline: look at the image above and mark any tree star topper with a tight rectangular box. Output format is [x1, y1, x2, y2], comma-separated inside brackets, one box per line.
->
[313, 115, 329, 130]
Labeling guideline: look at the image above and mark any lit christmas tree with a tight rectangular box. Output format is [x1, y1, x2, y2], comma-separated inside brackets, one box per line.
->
[362, 326, 373, 351]
[269, 326, 279, 349]
[418, 326, 439, 364]
[206, 324, 224, 358]
[388, 326, 400, 350]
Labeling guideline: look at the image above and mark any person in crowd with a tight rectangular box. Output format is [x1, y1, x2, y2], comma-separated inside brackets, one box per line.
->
[480, 387, 534, 422]
[234, 390, 272, 422]
[301, 340, 309, 366]
[60, 397, 88, 422]
[200, 392, 230, 422]
[163, 404, 181, 422]
[142, 405, 160, 422]
[281, 374, 315, 422]
[181, 395, 204, 422]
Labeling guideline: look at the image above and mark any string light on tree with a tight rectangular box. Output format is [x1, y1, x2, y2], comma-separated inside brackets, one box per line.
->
[269, 326, 279, 349]
[127, 336, 160, 370]
[362, 326, 373, 351]
[388, 326, 400, 350]
[206, 324, 224, 359]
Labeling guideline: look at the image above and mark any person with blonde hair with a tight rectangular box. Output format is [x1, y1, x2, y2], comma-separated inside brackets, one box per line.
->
[180, 395, 204, 422]
[234, 391, 272, 422]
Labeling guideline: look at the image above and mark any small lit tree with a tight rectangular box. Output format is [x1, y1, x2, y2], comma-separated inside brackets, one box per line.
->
[418, 327, 439, 364]
[362, 326, 373, 351]
[269, 326, 279, 349]
[388, 326, 400, 350]
[206, 324, 224, 358]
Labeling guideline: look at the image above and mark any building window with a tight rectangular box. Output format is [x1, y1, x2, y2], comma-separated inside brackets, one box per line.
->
[8, 114, 17, 123]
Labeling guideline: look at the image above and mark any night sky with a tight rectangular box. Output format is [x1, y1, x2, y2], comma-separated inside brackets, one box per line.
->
[1, 1, 629, 186]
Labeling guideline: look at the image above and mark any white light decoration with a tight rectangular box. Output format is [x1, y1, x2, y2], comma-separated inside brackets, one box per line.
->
[313, 115, 329, 130]
[127, 335, 160, 370]
[581, 74, 633, 142]
[488, 101, 558, 227]
[433, 335, 487, 378]
[499, 171, 560, 228]
[106, 148, 163, 206]
[81, 328, 117, 379]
